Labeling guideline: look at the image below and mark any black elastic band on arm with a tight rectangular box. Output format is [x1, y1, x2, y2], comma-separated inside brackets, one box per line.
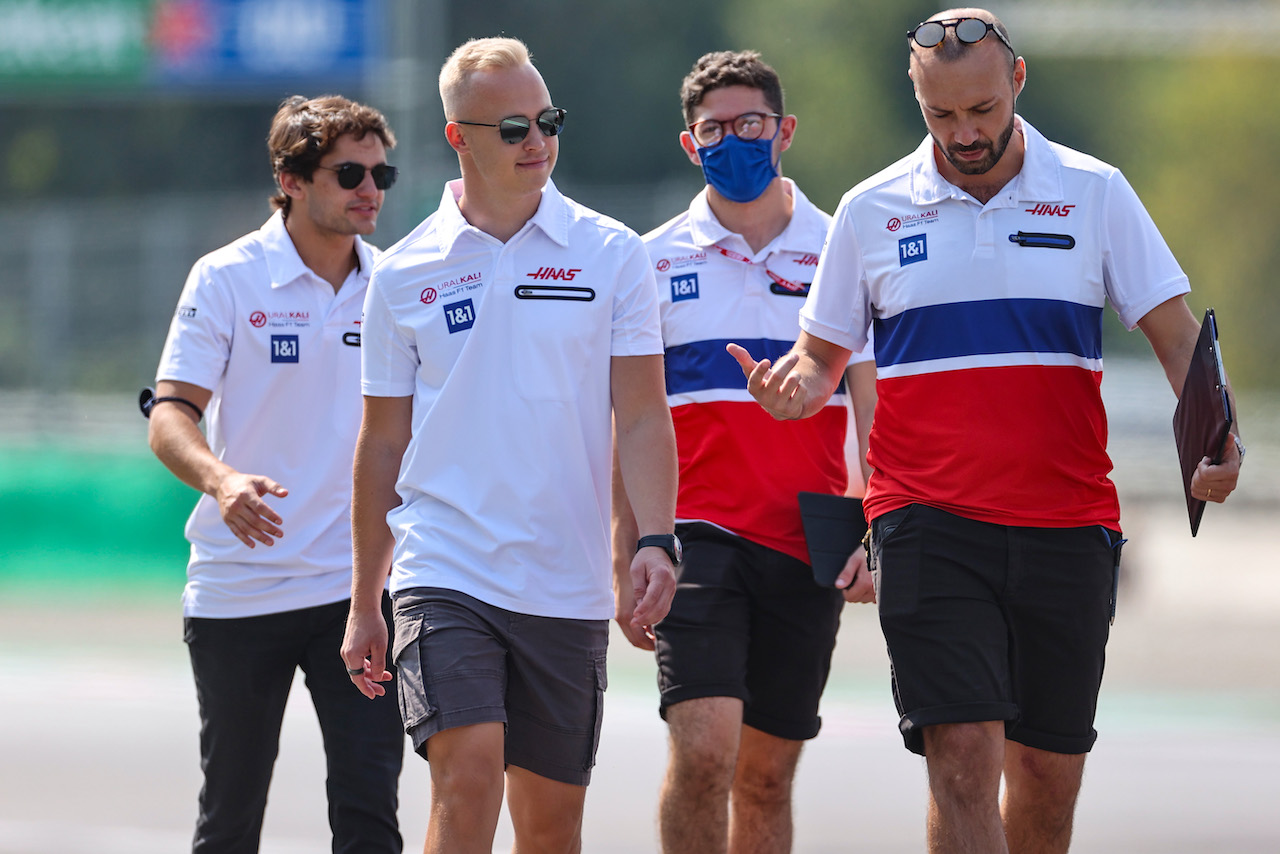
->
[138, 387, 204, 421]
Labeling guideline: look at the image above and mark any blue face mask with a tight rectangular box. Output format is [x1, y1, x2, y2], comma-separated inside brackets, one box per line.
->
[697, 131, 779, 203]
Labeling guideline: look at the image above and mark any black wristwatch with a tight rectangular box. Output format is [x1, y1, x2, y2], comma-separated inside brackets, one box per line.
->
[636, 534, 683, 566]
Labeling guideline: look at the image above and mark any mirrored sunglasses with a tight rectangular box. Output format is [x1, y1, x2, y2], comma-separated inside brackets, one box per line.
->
[908, 18, 1014, 55]
[454, 107, 567, 145]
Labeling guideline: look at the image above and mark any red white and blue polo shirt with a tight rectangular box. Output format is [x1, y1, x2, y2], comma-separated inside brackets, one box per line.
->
[801, 118, 1190, 529]
[645, 179, 872, 562]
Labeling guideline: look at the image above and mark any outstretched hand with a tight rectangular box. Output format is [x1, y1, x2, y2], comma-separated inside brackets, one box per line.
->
[216, 472, 288, 548]
[726, 343, 807, 421]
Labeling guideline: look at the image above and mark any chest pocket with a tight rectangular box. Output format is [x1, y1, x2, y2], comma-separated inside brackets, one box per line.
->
[510, 285, 598, 401]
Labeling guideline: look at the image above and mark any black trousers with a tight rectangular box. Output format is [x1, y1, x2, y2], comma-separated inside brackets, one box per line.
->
[184, 594, 404, 854]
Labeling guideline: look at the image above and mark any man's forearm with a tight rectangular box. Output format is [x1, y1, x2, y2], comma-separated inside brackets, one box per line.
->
[350, 429, 405, 612]
[610, 438, 641, 581]
[615, 409, 677, 537]
[148, 406, 233, 497]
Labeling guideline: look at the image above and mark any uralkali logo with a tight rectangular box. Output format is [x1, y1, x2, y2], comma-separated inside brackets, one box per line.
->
[438, 272, 482, 291]
[250, 309, 310, 328]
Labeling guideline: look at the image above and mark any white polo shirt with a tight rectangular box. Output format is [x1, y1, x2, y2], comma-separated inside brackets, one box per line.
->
[156, 211, 375, 618]
[361, 179, 664, 620]
[644, 179, 871, 562]
[802, 117, 1189, 529]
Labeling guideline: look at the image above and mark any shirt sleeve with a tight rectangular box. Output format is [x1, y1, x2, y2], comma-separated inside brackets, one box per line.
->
[848, 327, 876, 365]
[155, 258, 233, 392]
[360, 271, 419, 397]
[800, 197, 873, 354]
[610, 231, 665, 357]
[1100, 168, 1191, 331]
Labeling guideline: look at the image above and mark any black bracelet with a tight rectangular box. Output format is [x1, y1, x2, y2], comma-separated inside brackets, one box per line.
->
[138, 387, 204, 421]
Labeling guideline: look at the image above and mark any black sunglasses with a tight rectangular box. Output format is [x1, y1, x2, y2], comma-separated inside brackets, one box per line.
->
[316, 162, 398, 190]
[909, 18, 1014, 55]
[454, 107, 567, 145]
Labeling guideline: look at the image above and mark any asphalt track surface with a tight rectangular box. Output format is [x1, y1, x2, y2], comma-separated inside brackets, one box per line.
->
[2, 502, 1278, 853]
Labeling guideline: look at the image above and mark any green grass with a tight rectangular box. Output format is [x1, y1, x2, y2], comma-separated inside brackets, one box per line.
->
[0, 443, 195, 595]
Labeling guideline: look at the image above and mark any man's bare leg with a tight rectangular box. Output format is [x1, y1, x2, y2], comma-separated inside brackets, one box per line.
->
[923, 721, 1007, 854]
[659, 697, 744, 854]
[1001, 740, 1086, 854]
[727, 724, 803, 854]
[506, 764, 588, 854]
[423, 722, 506, 854]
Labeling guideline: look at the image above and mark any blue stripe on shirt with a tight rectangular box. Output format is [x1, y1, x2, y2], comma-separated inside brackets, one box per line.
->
[665, 338, 848, 396]
[873, 298, 1103, 368]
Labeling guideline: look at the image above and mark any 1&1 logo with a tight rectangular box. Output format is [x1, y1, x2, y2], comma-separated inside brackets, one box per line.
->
[898, 234, 927, 266]
[444, 299, 476, 334]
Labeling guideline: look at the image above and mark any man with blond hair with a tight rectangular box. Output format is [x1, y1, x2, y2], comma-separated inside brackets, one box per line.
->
[733, 8, 1244, 852]
[341, 37, 680, 853]
[148, 94, 403, 853]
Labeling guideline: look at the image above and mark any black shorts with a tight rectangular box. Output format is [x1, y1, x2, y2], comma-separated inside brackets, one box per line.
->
[654, 522, 845, 741]
[871, 504, 1122, 757]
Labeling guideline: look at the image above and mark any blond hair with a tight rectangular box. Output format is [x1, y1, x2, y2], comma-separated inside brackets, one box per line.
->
[439, 37, 532, 118]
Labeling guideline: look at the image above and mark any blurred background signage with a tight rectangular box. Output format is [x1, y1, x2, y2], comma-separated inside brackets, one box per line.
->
[0, 0, 385, 90]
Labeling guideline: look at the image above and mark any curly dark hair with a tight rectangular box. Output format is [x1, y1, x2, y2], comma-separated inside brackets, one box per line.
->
[267, 94, 396, 217]
[679, 51, 784, 127]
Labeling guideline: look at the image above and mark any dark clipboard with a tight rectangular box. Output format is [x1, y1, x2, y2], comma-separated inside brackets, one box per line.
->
[798, 492, 868, 587]
[1172, 309, 1233, 537]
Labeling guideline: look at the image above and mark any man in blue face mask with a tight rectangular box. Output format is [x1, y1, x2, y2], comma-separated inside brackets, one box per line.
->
[612, 50, 877, 853]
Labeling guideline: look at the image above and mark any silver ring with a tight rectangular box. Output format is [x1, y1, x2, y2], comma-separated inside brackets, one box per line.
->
[345, 666, 364, 676]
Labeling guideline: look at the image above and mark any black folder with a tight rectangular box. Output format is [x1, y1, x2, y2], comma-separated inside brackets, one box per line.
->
[798, 492, 868, 587]
[1172, 309, 1233, 537]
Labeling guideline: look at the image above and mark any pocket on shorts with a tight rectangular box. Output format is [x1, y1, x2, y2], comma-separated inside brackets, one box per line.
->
[870, 505, 919, 617]
[391, 612, 436, 730]
[585, 652, 608, 771]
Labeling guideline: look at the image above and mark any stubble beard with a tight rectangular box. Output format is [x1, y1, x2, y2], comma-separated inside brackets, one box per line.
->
[942, 114, 1016, 176]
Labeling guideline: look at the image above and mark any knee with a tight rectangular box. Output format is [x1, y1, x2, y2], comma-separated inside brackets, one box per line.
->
[924, 722, 1004, 800]
[1005, 746, 1085, 811]
[669, 739, 738, 794]
[431, 756, 503, 808]
[733, 765, 793, 811]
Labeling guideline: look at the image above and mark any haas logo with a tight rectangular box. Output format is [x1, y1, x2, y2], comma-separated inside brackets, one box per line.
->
[1025, 204, 1075, 217]
[526, 267, 581, 281]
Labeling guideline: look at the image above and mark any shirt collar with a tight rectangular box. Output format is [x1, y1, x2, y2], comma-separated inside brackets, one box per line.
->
[260, 209, 374, 289]
[260, 211, 311, 289]
[435, 177, 572, 256]
[687, 178, 824, 255]
[908, 114, 1065, 206]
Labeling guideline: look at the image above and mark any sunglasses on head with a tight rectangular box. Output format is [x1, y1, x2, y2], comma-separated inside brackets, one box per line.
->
[317, 162, 399, 190]
[909, 17, 1014, 55]
[453, 107, 567, 145]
